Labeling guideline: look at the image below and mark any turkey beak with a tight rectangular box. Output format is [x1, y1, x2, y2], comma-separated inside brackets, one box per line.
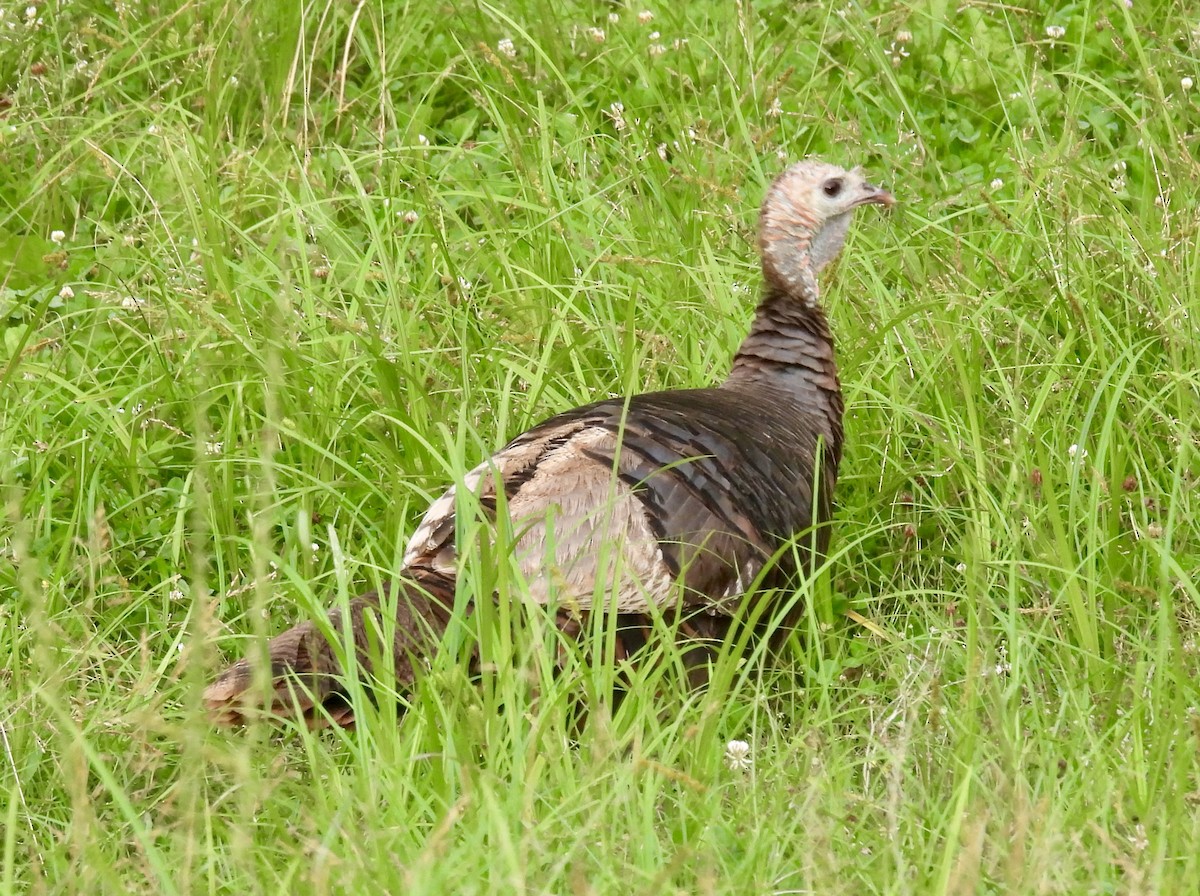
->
[857, 182, 895, 209]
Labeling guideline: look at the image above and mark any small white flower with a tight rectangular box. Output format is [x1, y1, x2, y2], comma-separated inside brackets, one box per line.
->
[229, 75, 238, 85]
[205, 441, 223, 456]
[766, 97, 783, 118]
[50, 229, 65, 244]
[896, 30, 913, 43]
[25, 6, 37, 20]
[637, 10, 654, 24]
[606, 101, 626, 131]
[724, 739, 752, 770]
[607, 12, 619, 23]
[147, 124, 158, 134]
[417, 133, 430, 146]
[1067, 443, 1088, 461]
[1129, 824, 1149, 852]
[1045, 25, 1065, 40]
[1182, 76, 1194, 92]
[401, 209, 419, 224]
[121, 296, 146, 309]
[1146, 522, 1163, 539]
[990, 178, 1004, 190]
[992, 642, 1011, 677]
[955, 562, 967, 574]
[649, 30, 660, 40]
[58, 285, 74, 299]
[648, 43, 666, 56]
[586, 26, 606, 44]
[497, 37, 516, 58]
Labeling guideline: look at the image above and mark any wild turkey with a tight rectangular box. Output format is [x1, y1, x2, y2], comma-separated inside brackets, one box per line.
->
[204, 160, 894, 727]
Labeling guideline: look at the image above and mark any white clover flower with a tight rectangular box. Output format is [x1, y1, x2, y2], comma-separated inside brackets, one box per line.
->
[888, 42, 910, 66]
[649, 30, 660, 40]
[896, 30, 912, 43]
[608, 12, 619, 23]
[990, 178, 1004, 190]
[1182, 76, 1194, 92]
[648, 43, 666, 56]
[1109, 159, 1128, 192]
[58, 285, 74, 299]
[637, 10, 654, 24]
[1045, 25, 1065, 40]
[586, 27, 606, 44]
[205, 441, 223, 455]
[401, 209, 419, 224]
[724, 739, 752, 770]
[50, 229, 65, 244]
[1129, 824, 1149, 852]
[25, 6, 37, 20]
[1067, 443, 1088, 461]
[606, 101, 626, 131]
[497, 37, 516, 58]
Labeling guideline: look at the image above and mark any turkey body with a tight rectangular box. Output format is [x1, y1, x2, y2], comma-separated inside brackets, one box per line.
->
[405, 381, 838, 618]
[204, 160, 892, 727]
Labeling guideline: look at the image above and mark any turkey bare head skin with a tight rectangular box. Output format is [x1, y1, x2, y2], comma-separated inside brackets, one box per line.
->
[203, 160, 893, 728]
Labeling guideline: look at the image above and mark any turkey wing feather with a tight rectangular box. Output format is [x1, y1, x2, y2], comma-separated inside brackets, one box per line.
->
[401, 391, 824, 614]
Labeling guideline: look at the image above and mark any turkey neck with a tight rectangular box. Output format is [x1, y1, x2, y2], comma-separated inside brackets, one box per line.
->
[722, 284, 844, 463]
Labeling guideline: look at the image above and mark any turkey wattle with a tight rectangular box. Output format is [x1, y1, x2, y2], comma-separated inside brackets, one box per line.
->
[204, 160, 894, 727]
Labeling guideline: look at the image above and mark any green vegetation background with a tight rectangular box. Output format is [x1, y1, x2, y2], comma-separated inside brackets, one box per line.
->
[1, 0, 1198, 893]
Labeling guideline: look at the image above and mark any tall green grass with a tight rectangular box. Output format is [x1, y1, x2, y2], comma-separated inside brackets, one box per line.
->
[2, 0, 1198, 892]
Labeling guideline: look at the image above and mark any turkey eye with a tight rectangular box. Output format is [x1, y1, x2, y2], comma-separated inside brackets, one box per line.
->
[823, 178, 843, 197]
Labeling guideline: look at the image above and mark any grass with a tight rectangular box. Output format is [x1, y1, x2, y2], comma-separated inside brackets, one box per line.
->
[2, 0, 1199, 892]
